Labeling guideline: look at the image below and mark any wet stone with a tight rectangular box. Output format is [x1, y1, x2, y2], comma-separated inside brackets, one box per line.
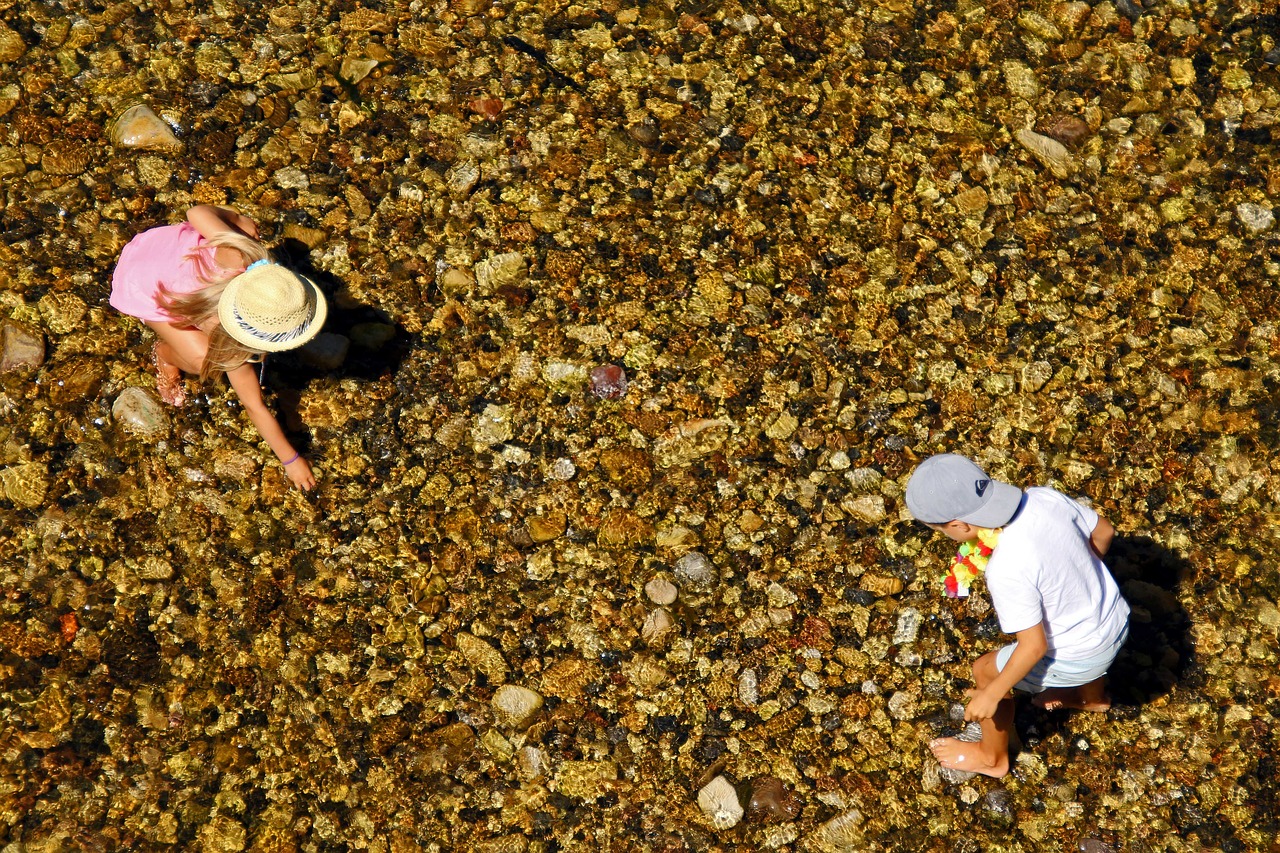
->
[747, 776, 802, 824]
[1, 462, 49, 508]
[491, 684, 543, 730]
[644, 577, 678, 606]
[0, 321, 44, 373]
[589, 364, 628, 399]
[109, 104, 183, 151]
[112, 387, 167, 439]
[675, 551, 716, 588]
[697, 775, 743, 829]
[297, 333, 349, 370]
[980, 789, 1016, 829]
[1236, 203, 1275, 234]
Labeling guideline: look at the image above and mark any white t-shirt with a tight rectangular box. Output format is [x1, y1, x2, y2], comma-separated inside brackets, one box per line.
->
[985, 487, 1130, 661]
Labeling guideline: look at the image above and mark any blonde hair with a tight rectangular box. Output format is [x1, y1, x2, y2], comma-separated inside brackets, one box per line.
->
[158, 232, 271, 381]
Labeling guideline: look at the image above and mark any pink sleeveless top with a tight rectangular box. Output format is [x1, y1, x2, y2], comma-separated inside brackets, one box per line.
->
[109, 223, 237, 322]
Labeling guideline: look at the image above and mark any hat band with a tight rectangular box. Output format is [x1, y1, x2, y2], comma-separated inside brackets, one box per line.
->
[230, 291, 317, 345]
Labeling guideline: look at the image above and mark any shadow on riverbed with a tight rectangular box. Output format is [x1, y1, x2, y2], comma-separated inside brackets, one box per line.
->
[262, 238, 414, 455]
[1104, 535, 1196, 707]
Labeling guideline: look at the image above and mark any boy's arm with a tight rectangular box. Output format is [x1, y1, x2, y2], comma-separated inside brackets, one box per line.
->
[1090, 515, 1115, 557]
[965, 622, 1048, 722]
[187, 205, 259, 241]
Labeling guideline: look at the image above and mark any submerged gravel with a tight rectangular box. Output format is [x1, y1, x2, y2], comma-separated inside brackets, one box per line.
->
[2, 0, 1279, 850]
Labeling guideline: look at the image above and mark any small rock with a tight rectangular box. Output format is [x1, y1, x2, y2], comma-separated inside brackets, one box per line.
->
[1021, 360, 1054, 392]
[1115, 0, 1143, 21]
[350, 322, 396, 349]
[953, 186, 989, 216]
[739, 669, 759, 705]
[456, 632, 508, 683]
[475, 253, 527, 295]
[339, 57, 379, 84]
[516, 745, 550, 781]
[765, 411, 799, 440]
[491, 684, 543, 729]
[640, 608, 676, 645]
[468, 97, 503, 121]
[807, 809, 865, 849]
[748, 776, 802, 823]
[892, 608, 922, 644]
[439, 267, 474, 296]
[842, 494, 886, 523]
[1040, 114, 1090, 147]
[887, 690, 918, 721]
[281, 223, 327, 249]
[589, 364, 628, 399]
[472, 404, 514, 448]
[297, 333, 349, 370]
[1, 462, 49, 509]
[644, 577, 678, 605]
[858, 574, 903, 597]
[1236, 202, 1275, 234]
[112, 387, 168, 439]
[1002, 61, 1040, 100]
[526, 511, 565, 543]
[446, 160, 481, 195]
[980, 788, 1016, 829]
[674, 551, 716, 588]
[548, 457, 576, 480]
[1015, 128, 1073, 179]
[0, 24, 25, 63]
[133, 556, 174, 581]
[597, 509, 652, 548]
[109, 104, 183, 151]
[697, 776, 744, 829]
[0, 322, 44, 373]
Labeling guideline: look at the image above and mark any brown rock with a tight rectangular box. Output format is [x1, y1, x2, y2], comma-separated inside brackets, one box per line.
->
[1040, 114, 1091, 147]
[527, 511, 566, 543]
[1, 322, 44, 373]
[748, 776, 802, 823]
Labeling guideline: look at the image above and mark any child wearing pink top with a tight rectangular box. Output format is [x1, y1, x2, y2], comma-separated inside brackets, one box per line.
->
[109, 205, 328, 491]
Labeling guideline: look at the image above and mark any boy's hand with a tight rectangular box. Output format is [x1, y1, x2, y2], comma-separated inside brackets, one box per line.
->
[963, 686, 1003, 722]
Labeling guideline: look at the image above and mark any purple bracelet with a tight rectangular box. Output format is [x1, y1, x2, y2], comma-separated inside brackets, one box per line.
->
[281, 452, 301, 466]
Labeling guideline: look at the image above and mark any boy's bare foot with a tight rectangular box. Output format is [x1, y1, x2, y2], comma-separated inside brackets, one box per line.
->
[929, 737, 1009, 779]
[1032, 680, 1111, 713]
[152, 342, 186, 407]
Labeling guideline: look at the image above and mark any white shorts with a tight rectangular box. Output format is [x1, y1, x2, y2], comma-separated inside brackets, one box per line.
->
[995, 625, 1129, 693]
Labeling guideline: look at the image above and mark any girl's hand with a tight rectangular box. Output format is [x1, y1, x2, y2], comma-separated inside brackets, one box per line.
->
[285, 456, 316, 491]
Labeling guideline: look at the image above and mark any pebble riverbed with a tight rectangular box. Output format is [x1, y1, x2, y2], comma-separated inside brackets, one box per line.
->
[1, 0, 1279, 850]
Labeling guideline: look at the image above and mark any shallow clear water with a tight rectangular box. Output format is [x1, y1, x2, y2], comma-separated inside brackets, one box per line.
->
[1, 1, 1279, 850]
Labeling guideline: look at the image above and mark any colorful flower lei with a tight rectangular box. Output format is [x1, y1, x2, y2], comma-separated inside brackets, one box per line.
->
[943, 527, 1001, 598]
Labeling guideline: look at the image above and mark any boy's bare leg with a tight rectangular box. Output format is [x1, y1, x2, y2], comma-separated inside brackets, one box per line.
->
[929, 651, 1012, 778]
[1032, 677, 1111, 712]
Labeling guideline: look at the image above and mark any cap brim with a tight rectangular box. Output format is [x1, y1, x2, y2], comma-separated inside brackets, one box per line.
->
[219, 274, 328, 353]
[957, 481, 1023, 528]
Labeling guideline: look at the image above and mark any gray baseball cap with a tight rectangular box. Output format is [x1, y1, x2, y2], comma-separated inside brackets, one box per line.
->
[905, 453, 1023, 527]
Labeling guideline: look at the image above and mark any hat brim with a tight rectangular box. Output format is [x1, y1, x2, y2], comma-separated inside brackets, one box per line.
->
[218, 273, 328, 353]
[956, 480, 1023, 528]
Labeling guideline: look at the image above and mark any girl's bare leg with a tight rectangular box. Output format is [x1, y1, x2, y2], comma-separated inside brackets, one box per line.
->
[145, 322, 210, 407]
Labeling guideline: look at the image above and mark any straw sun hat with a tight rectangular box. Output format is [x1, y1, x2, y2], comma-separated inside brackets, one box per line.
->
[217, 261, 328, 352]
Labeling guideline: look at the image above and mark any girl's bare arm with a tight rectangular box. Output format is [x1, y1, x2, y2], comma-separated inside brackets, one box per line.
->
[226, 364, 315, 490]
[186, 205, 259, 241]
